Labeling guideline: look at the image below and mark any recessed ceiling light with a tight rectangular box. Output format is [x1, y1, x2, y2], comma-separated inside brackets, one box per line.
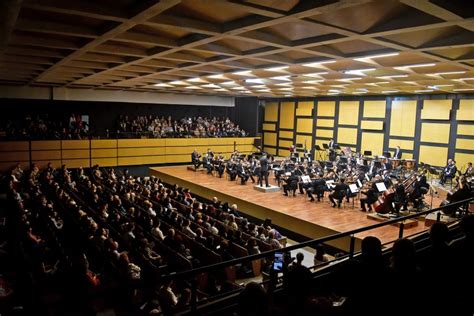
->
[245, 78, 264, 84]
[265, 66, 289, 72]
[185, 86, 203, 89]
[250, 85, 267, 88]
[233, 70, 253, 76]
[220, 81, 236, 85]
[208, 74, 225, 79]
[302, 86, 318, 90]
[256, 89, 271, 92]
[302, 80, 324, 84]
[304, 72, 328, 77]
[327, 92, 340, 95]
[456, 77, 474, 81]
[274, 82, 293, 86]
[284, 94, 293, 97]
[414, 89, 434, 93]
[278, 87, 294, 91]
[187, 77, 206, 82]
[328, 89, 341, 93]
[354, 52, 399, 61]
[270, 76, 292, 81]
[303, 60, 336, 67]
[169, 80, 189, 85]
[201, 84, 220, 88]
[213, 88, 228, 91]
[337, 77, 363, 81]
[356, 88, 369, 92]
[382, 90, 399, 93]
[394, 63, 436, 69]
[352, 91, 368, 94]
[154, 83, 172, 87]
[376, 75, 409, 79]
[231, 86, 246, 90]
[427, 84, 453, 89]
[344, 68, 375, 76]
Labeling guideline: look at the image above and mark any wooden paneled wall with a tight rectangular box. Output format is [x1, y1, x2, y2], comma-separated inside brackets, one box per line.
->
[262, 97, 474, 167]
[0, 137, 259, 172]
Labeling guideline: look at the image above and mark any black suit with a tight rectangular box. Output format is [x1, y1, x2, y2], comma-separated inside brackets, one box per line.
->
[329, 183, 349, 207]
[258, 157, 269, 187]
[394, 148, 402, 159]
[191, 152, 201, 168]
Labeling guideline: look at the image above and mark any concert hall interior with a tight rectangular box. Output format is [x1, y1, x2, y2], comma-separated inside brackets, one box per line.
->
[0, 1, 473, 315]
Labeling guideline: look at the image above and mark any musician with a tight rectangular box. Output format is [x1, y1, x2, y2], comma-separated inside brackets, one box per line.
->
[202, 154, 213, 174]
[392, 181, 408, 213]
[282, 171, 298, 196]
[440, 159, 457, 185]
[307, 174, 326, 202]
[258, 153, 270, 187]
[207, 148, 214, 159]
[328, 139, 335, 150]
[360, 180, 379, 212]
[394, 146, 402, 159]
[441, 178, 472, 216]
[226, 160, 237, 181]
[464, 162, 473, 177]
[191, 149, 201, 168]
[328, 139, 336, 162]
[215, 154, 225, 178]
[236, 161, 249, 185]
[382, 158, 392, 172]
[328, 177, 349, 208]
[409, 172, 429, 208]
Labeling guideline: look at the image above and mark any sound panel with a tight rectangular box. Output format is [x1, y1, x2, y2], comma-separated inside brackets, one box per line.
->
[316, 119, 334, 127]
[279, 102, 295, 129]
[361, 120, 384, 130]
[363, 100, 386, 118]
[338, 101, 359, 126]
[419, 145, 448, 166]
[264, 102, 279, 122]
[457, 124, 474, 136]
[296, 101, 314, 116]
[390, 100, 417, 137]
[458, 100, 474, 121]
[297, 118, 313, 133]
[317, 101, 336, 117]
[421, 100, 452, 120]
[421, 123, 450, 144]
[361, 132, 384, 156]
[338, 127, 358, 145]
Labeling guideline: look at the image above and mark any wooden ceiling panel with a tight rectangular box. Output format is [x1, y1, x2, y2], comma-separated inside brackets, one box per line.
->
[381, 25, 469, 48]
[260, 20, 332, 41]
[165, 0, 251, 24]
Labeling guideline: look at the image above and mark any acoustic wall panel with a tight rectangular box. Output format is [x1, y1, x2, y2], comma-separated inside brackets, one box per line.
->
[31, 140, 60, 150]
[262, 123, 276, 131]
[420, 123, 450, 144]
[264, 132, 277, 146]
[388, 139, 414, 150]
[62, 149, 90, 159]
[361, 132, 384, 156]
[361, 120, 384, 130]
[264, 102, 279, 122]
[456, 138, 474, 151]
[266, 147, 277, 155]
[363, 100, 386, 118]
[91, 140, 117, 148]
[338, 101, 359, 126]
[390, 100, 417, 137]
[316, 119, 334, 127]
[296, 135, 312, 150]
[279, 140, 293, 149]
[279, 102, 295, 129]
[0, 141, 28, 151]
[279, 130, 293, 139]
[317, 101, 336, 117]
[315, 129, 333, 138]
[458, 100, 474, 121]
[297, 118, 313, 133]
[419, 145, 448, 167]
[338, 127, 358, 145]
[455, 153, 474, 170]
[421, 100, 452, 120]
[296, 101, 314, 116]
[457, 124, 474, 136]
[62, 140, 89, 149]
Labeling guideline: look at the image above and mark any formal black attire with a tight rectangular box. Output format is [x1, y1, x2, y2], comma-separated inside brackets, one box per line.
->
[258, 156, 270, 187]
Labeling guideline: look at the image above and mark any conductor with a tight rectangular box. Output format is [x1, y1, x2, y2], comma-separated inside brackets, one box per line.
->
[259, 153, 270, 187]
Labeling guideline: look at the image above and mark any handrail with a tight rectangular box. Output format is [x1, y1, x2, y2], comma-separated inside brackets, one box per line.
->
[157, 197, 473, 282]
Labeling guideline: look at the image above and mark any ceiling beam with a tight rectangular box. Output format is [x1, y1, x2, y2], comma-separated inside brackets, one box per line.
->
[15, 18, 100, 38]
[0, 0, 23, 52]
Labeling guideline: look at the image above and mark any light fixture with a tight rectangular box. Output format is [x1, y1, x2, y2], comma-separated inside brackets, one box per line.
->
[245, 78, 264, 84]
[344, 68, 375, 76]
[394, 63, 436, 70]
[233, 70, 253, 75]
[208, 74, 225, 79]
[327, 92, 340, 95]
[304, 72, 328, 77]
[328, 89, 341, 93]
[337, 77, 363, 81]
[270, 76, 292, 81]
[382, 90, 399, 93]
[274, 82, 293, 86]
[185, 86, 203, 89]
[187, 77, 206, 82]
[220, 81, 236, 85]
[302, 86, 318, 89]
[356, 88, 369, 92]
[214, 88, 228, 91]
[201, 84, 220, 88]
[256, 89, 271, 92]
[284, 94, 293, 97]
[265, 66, 289, 72]
[169, 80, 189, 85]
[154, 83, 172, 87]
[456, 77, 474, 81]
[427, 84, 453, 90]
[354, 52, 399, 61]
[376, 75, 408, 79]
[453, 88, 474, 92]
[426, 71, 466, 76]
[278, 87, 294, 91]
[231, 86, 247, 90]
[414, 89, 434, 93]
[303, 60, 336, 66]
[352, 91, 368, 94]
[302, 80, 324, 84]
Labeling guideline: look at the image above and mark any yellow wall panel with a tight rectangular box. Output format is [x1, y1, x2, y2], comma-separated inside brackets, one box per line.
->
[31, 150, 61, 160]
[361, 132, 384, 156]
[458, 100, 474, 121]
[361, 120, 384, 130]
[166, 155, 191, 164]
[62, 140, 89, 149]
[296, 135, 312, 149]
[0, 141, 29, 152]
[31, 141, 60, 150]
[421, 99, 452, 120]
[316, 119, 334, 128]
[297, 118, 313, 133]
[279, 130, 293, 139]
[32, 160, 61, 169]
[338, 127, 358, 145]
[0, 151, 30, 162]
[264, 132, 277, 146]
[279, 149, 290, 157]
[91, 140, 117, 148]
[457, 124, 474, 136]
[279, 102, 295, 129]
[420, 123, 450, 144]
[62, 149, 90, 159]
[419, 146, 448, 167]
[317, 101, 335, 117]
[166, 147, 194, 155]
[279, 140, 293, 149]
[264, 102, 279, 122]
[390, 100, 417, 137]
[118, 139, 167, 148]
[363, 100, 386, 118]
[456, 138, 474, 150]
[338, 101, 359, 125]
[403, 153, 413, 159]
[263, 123, 276, 131]
[234, 137, 257, 145]
[92, 158, 117, 167]
[296, 101, 314, 116]
[92, 148, 118, 158]
[315, 129, 333, 138]
[62, 159, 90, 168]
[389, 139, 414, 150]
[455, 153, 474, 170]
[265, 147, 277, 155]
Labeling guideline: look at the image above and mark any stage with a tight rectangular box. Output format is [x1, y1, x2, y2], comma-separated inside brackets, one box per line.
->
[150, 166, 443, 251]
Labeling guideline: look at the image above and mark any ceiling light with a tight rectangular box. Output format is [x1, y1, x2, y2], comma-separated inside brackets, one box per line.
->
[220, 81, 236, 85]
[245, 78, 264, 84]
[241, 91, 252, 94]
[356, 88, 369, 92]
[426, 71, 466, 76]
[457, 77, 474, 81]
[154, 83, 172, 87]
[187, 77, 206, 82]
[270, 76, 291, 81]
[414, 89, 434, 93]
[375, 81, 390, 84]
[231, 86, 246, 90]
[201, 84, 220, 88]
[302, 80, 324, 84]
[327, 92, 340, 95]
[265, 66, 289, 72]
[256, 89, 271, 92]
[376, 75, 408, 79]
[208, 74, 225, 79]
[394, 63, 436, 69]
[344, 68, 375, 75]
[233, 70, 253, 76]
[337, 77, 363, 81]
[427, 84, 453, 89]
[403, 81, 418, 85]
[352, 91, 368, 94]
[185, 86, 203, 89]
[278, 87, 294, 91]
[453, 88, 474, 92]
[169, 80, 189, 85]
[302, 86, 318, 89]
[382, 90, 399, 93]
[328, 89, 341, 93]
[354, 52, 399, 61]
[303, 60, 336, 67]
[250, 85, 267, 88]
[304, 72, 328, 77]
[274, 82, 293, 86]
[213, 88, 228, 91]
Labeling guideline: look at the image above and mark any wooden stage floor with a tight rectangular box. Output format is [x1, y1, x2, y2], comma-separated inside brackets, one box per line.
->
[150, 166, 443, 250]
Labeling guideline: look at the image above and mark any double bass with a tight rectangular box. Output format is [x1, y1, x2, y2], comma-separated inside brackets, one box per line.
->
[374, 182, 395, 214]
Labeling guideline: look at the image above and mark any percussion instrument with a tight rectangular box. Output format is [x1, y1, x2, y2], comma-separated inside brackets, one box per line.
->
[390, 158, 401, 169]
[404, 159, 416, 170]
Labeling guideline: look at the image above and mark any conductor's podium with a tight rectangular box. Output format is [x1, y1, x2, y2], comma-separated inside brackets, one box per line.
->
[253, 184, 280, 193]
[366, 212, 419, 228]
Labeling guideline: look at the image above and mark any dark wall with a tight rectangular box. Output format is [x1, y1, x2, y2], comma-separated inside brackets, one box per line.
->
[0, 98, 237, 136]
[234, 97, 259, 136]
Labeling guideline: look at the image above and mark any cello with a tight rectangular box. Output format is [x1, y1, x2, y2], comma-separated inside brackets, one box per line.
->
[374, 183, 395, 214]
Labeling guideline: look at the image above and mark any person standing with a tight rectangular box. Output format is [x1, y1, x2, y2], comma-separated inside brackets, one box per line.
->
[259, 154, 270, 187]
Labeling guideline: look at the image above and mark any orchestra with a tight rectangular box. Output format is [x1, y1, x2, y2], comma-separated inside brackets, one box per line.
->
[188, 143, 472, 217]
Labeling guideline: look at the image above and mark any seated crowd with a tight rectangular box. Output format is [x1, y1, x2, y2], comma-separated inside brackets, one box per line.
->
[115, 115, 247, 138]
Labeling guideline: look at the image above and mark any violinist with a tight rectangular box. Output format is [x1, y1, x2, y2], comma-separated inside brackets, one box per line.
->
[236, 161, 249, 185]
[283, 171, 298, 197]
[202, 154, 213, 174]
[464, 162, 473, 177]
[441, 178, 472, 216]
[408, 172, 429, 209]
[307, 174, 326, 202]
[191, 149, 201, 168]
[329, 177, 349, 208]
[360, 179, 379, 212]
[439, 159, 457, 185]
[214, 154, 225, 178]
